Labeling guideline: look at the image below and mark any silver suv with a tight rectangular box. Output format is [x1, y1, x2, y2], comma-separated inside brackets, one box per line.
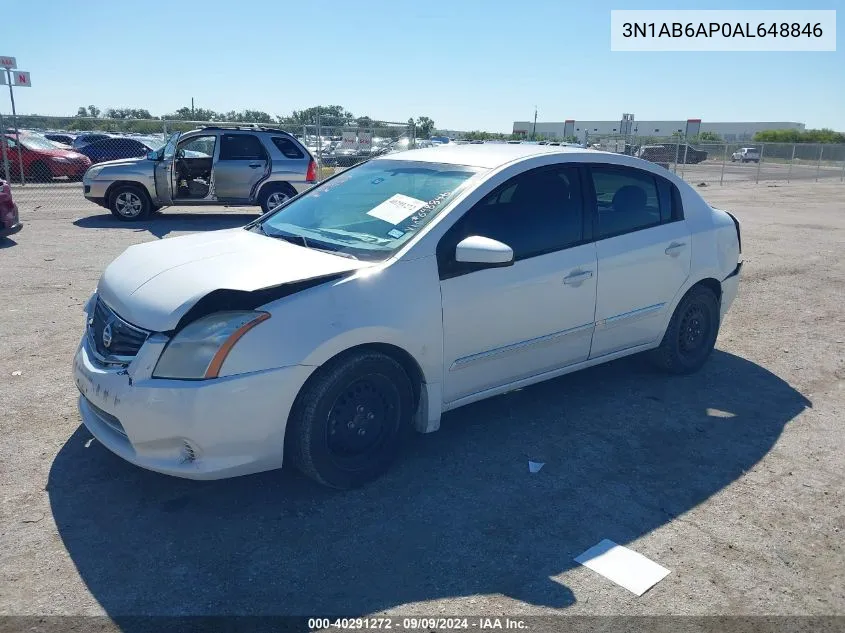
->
[83, 126, 317, 220]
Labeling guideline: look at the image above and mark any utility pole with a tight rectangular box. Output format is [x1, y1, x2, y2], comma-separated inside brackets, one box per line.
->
[191, 97, 194, 119]
[532, 106, 538, 140]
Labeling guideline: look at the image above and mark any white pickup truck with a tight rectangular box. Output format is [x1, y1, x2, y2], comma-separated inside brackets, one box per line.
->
[731, 147, 761, 163]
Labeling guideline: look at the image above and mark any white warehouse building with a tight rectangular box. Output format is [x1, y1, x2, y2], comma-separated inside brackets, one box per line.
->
[511, 119, 806, 142]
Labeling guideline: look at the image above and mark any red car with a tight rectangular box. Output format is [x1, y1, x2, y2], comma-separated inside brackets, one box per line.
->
[0, 179, 22, 238]
[1, 133, 91, 182]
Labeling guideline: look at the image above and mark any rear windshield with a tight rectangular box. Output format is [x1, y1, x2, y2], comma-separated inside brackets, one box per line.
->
[257, 159, 485, 261]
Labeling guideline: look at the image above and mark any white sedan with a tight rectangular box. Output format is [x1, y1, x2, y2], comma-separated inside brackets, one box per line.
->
[73, 144, 743, 488]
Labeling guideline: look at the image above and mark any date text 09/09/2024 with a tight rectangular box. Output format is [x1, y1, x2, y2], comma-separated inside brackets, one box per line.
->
[308, 617, 528, 630]
[622, 22, 823, 38]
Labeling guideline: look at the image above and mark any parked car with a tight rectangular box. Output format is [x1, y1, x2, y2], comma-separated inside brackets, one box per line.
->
[731, 147, 760, 163]
[44, 133, 76, 147]
[1, 133, 92, 182]
[73, 144, 742, 488]
[77, 137, 159, 164]
[0, 179, 22, 239]
[638, 143, 708, 165]
[83, 126, 318, 219]
[73, 133, 119, 149]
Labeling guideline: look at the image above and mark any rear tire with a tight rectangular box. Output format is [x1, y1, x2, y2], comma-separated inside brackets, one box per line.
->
[651, 285, 720, 375]
[258, 183, 296, 214]
[286, 351, 414, 489]
[108, 184, 151, 221]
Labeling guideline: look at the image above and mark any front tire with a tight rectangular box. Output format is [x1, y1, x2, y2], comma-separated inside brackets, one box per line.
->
[30, 161, 53, 183]
[286, 351, 415, 489]
[651, 285, 720, 375]
[108, 184, 151, 221]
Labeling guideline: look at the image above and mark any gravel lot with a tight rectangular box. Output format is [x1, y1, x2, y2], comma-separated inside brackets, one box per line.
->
[1, 179, 843, 625]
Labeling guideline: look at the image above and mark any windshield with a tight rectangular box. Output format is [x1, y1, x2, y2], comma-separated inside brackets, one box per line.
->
[258, 159, 484, 261]
[151, 132, 180, 160]
[19, 135, 65, 151]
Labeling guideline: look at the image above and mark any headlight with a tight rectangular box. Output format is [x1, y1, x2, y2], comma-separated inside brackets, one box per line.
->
[84, 166, 103, 180]
[153, 311, 270, 380]
[51, 157, 69, 162]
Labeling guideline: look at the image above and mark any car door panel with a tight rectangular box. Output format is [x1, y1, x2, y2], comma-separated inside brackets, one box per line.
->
[587, 164, 691, 358]
[442, 243, 597, 401]
[438, 164, 597, 403]
[591, 222, 690, 357]
[214, 133, 268, 201]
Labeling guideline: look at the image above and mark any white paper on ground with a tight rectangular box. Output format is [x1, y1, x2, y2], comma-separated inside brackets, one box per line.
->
[574, 539, 671, 596]
[528, 461, 545, 473]
[366, 194, 427, 225]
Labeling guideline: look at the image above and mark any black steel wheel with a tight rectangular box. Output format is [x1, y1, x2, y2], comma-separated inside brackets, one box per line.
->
[286, 350, 414, 489]
[651, 285, 720, 375]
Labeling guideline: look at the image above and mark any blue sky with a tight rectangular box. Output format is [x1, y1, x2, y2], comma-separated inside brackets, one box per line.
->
[2, 0, 843, 131]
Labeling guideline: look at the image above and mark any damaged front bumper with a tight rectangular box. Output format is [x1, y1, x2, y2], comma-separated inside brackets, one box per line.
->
[73, 333, 312, 480]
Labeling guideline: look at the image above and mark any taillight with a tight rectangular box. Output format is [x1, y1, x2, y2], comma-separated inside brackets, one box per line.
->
[306, 159, 317, 183]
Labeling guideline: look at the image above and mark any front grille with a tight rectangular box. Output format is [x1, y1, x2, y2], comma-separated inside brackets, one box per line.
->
[88, 297, 150, 363]
[84, 397, 127, 437]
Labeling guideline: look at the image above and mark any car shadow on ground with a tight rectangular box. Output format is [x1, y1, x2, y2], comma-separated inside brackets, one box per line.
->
[73, 212, 260, 239]
[0, 237, 17, 249]
[48, 350, 809, 623]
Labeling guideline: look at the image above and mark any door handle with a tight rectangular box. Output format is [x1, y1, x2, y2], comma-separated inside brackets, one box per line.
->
[248, 162, 263, 168]
[563, 270, 593, 285]
[665, 242, 686, 256]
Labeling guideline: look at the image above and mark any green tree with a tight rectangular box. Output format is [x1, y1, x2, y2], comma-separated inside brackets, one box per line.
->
[87, 105, 100, 118]
[76, 107, 88, 117]
[414, 116, 435, 139]
[696, 131, 721, 142]
[752, 128, 845, 143]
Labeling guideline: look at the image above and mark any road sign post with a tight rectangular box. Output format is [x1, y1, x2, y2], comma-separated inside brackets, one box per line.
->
[5, 68, 26, 184]
[1, 57, 29, 186]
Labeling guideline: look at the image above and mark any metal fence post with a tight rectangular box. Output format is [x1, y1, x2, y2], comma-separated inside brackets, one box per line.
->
[815, 144, 824, 182]
[673, 137, 680, 174]
[0, 111, 10, 182]
[316, 110, 322, 181]
[720, 143, 727, 185]
[786, 144, 796, 183]
[841, 149, 845, 182]
[681, 137, 689, 179]
[755, 144, 764, 184]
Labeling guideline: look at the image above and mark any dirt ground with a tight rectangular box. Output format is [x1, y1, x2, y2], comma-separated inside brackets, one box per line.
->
[0, 180, 843, 626]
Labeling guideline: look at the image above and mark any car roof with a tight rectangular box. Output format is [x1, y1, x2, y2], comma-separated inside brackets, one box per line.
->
[373, 143, 604, 168]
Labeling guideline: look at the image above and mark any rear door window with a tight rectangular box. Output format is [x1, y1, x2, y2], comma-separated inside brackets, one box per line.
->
[219, 134, 266, 161]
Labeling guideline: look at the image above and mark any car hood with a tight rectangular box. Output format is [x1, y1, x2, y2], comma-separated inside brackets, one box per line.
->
[97, 228, 371, 332]
[93, 156, 147, 169]
[34, 148, 88, 160]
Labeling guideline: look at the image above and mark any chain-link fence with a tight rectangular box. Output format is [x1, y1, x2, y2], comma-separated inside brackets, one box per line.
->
[1, 115, 843, 220]
[0, 114, 420, 215]
[584, 134, 845, 185]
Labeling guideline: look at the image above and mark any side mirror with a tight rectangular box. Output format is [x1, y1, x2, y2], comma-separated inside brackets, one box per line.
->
[455, 235, 514, 266]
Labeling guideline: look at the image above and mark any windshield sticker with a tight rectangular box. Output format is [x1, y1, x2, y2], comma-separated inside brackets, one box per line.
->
[367, 194, 428, 225]
[387, 228, 405, 239]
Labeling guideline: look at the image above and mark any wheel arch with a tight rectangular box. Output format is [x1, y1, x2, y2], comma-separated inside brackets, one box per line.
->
[255, 179, 296, 204]
[284, 339, 434, 453]
[105, 180, 153, 205]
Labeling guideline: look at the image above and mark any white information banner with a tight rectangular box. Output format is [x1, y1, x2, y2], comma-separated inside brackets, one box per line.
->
[357, 131, 372, 151]
[340, 131, 357, 150]
[0, 56, 17, 69]
[611, 10, 836, 51]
